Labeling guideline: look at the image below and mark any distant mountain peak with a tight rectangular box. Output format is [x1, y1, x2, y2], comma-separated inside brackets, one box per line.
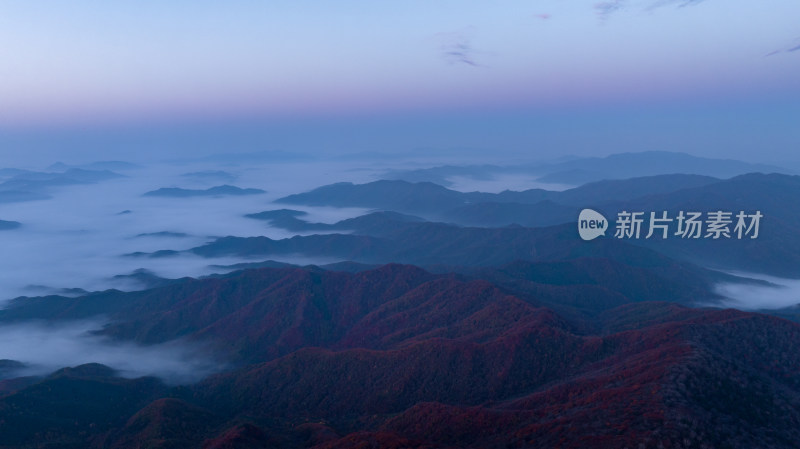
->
[143, 185, 266, 197]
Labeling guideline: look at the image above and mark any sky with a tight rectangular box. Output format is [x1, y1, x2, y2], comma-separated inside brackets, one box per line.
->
[1, 0, 799, 163]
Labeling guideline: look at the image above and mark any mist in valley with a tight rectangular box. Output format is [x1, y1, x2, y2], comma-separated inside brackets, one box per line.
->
[0, 159, 372, 300]
[714, 273, 800, 310]
[1, 147, 799, 389]
[0, 319, 223, 384]
[0, 152, 570, 301]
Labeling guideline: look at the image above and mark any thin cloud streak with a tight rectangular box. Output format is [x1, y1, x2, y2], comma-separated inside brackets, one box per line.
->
[595, 0, 626, 20]
[436, 29, 484, 68]
[649, 0, 707, 9]
[765, 40, 800, 57]
[597, 0, 707, 20]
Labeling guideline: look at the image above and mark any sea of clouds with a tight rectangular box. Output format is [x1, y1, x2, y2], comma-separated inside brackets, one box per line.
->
[0, 154, 558, 382]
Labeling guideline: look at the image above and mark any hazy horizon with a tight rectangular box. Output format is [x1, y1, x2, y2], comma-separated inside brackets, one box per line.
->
[1, 0, 799, 166]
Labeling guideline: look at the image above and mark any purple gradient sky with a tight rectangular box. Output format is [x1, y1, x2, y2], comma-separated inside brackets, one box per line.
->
[0, 0, 799, 163]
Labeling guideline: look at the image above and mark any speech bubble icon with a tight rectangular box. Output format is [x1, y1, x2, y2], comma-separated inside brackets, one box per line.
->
[578, 209, 608, 241]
